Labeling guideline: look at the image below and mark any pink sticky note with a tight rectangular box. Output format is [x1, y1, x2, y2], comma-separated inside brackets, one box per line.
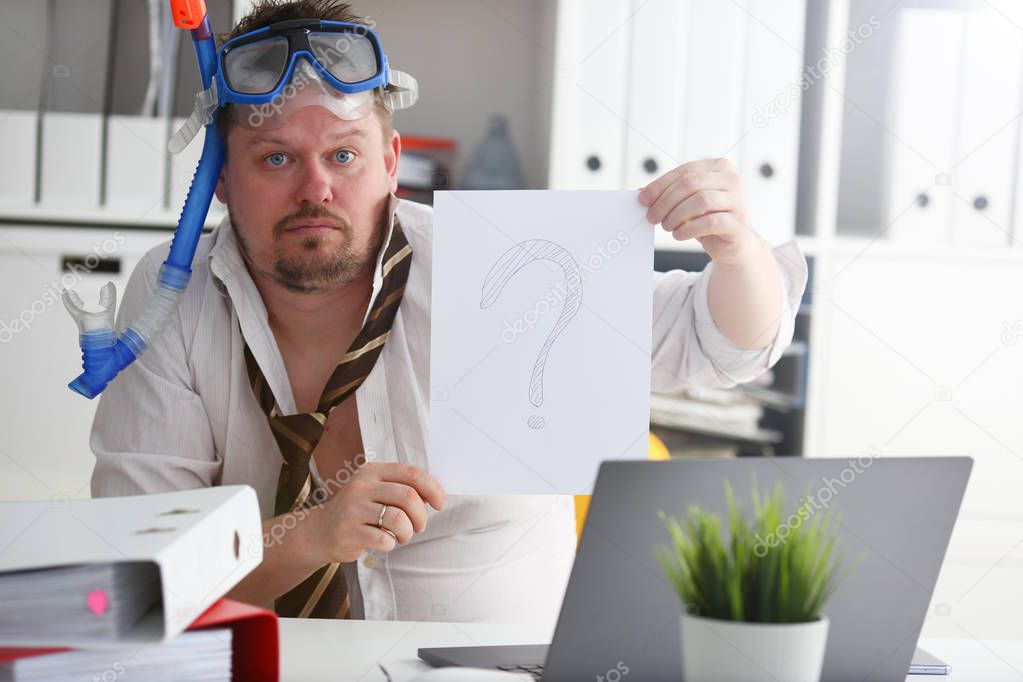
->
[87, 590, 108, 616]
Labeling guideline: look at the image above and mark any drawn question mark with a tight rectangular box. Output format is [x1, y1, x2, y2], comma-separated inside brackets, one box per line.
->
[480, 239, 583, 429]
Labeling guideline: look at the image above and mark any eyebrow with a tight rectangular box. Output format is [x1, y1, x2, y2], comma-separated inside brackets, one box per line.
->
[245, 130, 367, 148]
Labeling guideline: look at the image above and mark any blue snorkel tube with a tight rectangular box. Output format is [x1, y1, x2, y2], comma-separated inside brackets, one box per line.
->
[63, 0, 223, 399]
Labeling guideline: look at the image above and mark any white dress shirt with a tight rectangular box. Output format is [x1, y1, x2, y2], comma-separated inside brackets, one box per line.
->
[90, 197, 807, 632]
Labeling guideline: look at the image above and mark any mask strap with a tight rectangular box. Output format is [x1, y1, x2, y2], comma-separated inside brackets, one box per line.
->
[168, 80, 218, 153]
[382, 69, 418, 112]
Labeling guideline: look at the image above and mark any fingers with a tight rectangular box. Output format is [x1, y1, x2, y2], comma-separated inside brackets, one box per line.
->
[380, 503, 414, 542]
[369, 463, 447, 512]
[362, 499, 415, 544]
[367, 482, 424, 532]
[669, 211, 746, 243]
[643, 174, 734, 226]
[660, 189, 736, 234]
[354, 524, 399, 552]
[639, 157, 738, 211]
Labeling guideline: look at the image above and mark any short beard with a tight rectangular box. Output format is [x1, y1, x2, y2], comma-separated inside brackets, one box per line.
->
[233, 203, 386, 294]
[272, 231, 363, 294]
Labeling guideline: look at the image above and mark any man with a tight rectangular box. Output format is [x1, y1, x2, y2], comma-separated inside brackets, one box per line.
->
[91, 0, 807, 629]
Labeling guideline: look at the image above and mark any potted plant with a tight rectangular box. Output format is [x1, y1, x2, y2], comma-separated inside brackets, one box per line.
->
[656, 482, 850, 682]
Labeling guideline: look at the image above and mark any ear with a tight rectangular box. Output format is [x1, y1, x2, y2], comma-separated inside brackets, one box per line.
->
[214, 165, 228, 204]
[385, 129, 401, 194]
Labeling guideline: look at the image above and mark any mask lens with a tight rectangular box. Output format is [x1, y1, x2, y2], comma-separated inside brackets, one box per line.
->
[224, 36, 290, 94]
[309, 32, 379, 84]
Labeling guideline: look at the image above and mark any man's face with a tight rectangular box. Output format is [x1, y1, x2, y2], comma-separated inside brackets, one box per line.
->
[216, 106, 400, 294]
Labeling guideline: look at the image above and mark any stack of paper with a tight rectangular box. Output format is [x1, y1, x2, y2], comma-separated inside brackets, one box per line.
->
[650, 388, 765, 437]
[0, 629, 232, 682]
[0, 563, 160, 643]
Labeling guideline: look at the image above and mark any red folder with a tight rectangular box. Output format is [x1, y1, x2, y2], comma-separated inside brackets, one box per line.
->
[0, 599, 278, 682]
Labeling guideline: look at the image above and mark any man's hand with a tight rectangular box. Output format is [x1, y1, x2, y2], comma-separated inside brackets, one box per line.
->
[638, 158, 760, 268]
[226, 461, 445, 607]
[309, 462, 446, 565]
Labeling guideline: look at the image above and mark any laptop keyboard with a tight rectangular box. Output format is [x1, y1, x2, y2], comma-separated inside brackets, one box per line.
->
[496, 663, 544, 679]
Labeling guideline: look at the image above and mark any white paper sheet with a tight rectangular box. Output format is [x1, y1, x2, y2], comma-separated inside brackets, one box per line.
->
[429, 190, 653, 494]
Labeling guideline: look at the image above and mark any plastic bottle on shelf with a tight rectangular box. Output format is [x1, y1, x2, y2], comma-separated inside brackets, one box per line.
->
[460, 115, 525, 190]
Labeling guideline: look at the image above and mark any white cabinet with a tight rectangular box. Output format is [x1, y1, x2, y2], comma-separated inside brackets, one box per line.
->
[0, 226, 170, 501]
[808, 245, 1023, 638]
[549, 0, 805, 245]
[802, 0, 1023, 640]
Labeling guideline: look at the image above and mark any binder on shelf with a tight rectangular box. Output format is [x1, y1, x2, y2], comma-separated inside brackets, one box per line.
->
[0, 599, 279, 682]
[739, 0, 805, 247]
[105, 115, 168, 212]
[951, 7, 1023, 249]
[39, 112, 104, 209]
[622, 0, 687, 190]
[681, 0, 746, 164]
[0, 111, 37, 206]
[38, 0, 113, 210]
[884, 9, 961, 245]
[549, 0, 630, 189]
[0, 486, 263, 648]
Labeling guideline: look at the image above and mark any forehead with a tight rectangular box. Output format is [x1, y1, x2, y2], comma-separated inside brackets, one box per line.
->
[233, 107, 383, 149]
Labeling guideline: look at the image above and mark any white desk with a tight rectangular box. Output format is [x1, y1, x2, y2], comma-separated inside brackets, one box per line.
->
[279, 619, 549, 681]
[278, 619, 1023, 681]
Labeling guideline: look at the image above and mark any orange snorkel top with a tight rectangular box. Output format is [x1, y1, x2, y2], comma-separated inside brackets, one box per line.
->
[170, 0, 207, 29]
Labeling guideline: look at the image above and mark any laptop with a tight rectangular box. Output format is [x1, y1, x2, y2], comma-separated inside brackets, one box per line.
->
[419, 457, 972, 681]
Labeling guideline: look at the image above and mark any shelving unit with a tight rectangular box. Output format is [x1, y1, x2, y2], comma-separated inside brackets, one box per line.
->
[0, 204, 222, 231]
[653, 246, 815, 458]
[800, 0, 1023, 640]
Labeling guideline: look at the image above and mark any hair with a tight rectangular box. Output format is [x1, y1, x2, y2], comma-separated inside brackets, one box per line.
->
[215, 0, 394, 146]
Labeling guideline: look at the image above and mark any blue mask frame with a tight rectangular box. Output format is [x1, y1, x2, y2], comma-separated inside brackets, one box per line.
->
[215, 19, 392, 106]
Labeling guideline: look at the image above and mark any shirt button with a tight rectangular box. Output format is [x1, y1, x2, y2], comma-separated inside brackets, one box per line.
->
[362, 553, 376, 569]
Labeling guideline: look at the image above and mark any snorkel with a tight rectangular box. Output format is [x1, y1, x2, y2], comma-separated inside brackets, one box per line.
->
[63, 0, 222, 398]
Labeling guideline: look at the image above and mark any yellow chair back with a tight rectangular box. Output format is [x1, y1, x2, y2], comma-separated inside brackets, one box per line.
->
[573, 432, 670, 541]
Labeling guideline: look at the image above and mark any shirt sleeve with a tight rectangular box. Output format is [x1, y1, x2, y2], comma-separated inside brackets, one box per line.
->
[90, 251, 220, 497]
[651, 240, 808, 393]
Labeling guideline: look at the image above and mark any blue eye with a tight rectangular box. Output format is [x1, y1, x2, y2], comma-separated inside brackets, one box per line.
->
[265, 152, 287, 167]
[334, 149, 355, 164]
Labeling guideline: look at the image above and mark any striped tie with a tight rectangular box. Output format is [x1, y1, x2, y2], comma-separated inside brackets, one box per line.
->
[242, 215, 412, 619]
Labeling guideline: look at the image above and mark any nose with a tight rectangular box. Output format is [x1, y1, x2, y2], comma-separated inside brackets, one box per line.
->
[294, 158, 334, 205]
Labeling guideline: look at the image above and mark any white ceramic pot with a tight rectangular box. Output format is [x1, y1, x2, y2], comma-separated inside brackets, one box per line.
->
[680, 612, 829, 682]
